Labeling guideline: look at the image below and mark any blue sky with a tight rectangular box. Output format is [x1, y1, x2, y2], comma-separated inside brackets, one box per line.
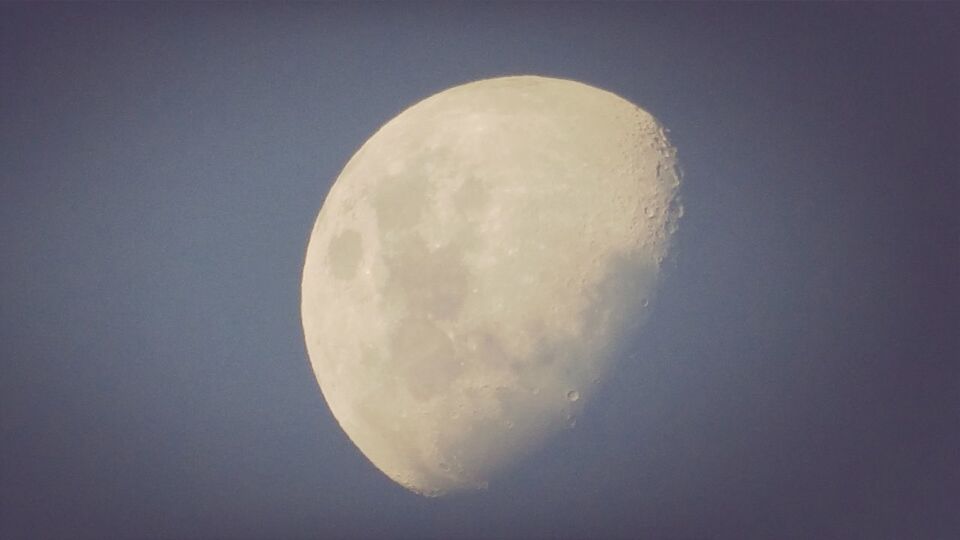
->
[2, 3, 958, 539]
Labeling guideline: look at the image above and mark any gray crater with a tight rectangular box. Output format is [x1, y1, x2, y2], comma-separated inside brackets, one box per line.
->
[328, 230, 362, 280]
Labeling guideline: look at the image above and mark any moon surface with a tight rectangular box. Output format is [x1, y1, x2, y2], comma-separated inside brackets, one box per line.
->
[301, 75, 681, 496]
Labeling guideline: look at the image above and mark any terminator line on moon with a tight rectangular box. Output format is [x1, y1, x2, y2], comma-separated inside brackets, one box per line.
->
[301, 75, 682, 496]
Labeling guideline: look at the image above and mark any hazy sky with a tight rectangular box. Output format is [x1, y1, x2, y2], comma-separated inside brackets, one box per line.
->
[2, 3, 958, 539]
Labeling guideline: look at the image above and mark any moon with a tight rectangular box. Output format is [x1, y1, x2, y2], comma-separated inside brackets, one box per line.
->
[301, 75, 681, 496]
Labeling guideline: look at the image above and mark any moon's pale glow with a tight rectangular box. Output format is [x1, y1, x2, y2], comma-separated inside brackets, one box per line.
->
[301, 75, 681, 496]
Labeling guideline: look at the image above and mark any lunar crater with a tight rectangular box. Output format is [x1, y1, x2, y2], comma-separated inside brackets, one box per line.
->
[327, 229, 363, 280]
[382, 235, 471, 322]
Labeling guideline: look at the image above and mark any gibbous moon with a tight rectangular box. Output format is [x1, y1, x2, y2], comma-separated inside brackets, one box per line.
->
[301, 75, 681, 496]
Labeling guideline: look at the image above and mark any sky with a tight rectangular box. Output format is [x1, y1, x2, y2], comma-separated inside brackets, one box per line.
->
[1, 3, 958, 539]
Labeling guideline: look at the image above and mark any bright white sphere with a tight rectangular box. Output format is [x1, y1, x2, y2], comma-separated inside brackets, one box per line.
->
[301, 75, 681, 496]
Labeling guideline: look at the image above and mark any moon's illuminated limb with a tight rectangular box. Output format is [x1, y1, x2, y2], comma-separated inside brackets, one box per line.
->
[301, 75, 681, 496]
